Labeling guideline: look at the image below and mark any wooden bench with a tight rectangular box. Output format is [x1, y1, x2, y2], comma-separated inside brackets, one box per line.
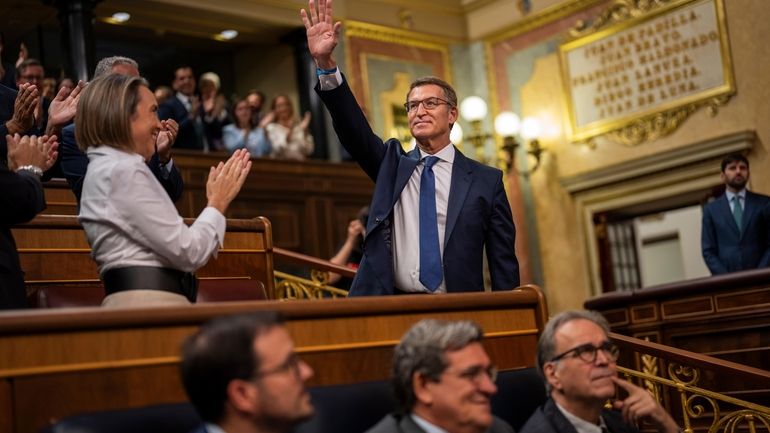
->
[0, 287, 547, 433]
[11, 214, 276, 302]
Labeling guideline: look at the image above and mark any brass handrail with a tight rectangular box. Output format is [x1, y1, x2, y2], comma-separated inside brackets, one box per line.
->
[274, 270, 348, 299]
[614, 333, 770, 433]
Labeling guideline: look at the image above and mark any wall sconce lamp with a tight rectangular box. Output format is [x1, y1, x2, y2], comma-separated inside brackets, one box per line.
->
[455, 96, 544, 176]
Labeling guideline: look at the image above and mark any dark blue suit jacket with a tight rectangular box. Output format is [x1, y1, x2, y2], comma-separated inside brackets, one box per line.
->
[158, 95, 203, 150]
[59, 123, 184, 203]
[702, 190, 770, 275]
[0, 163, 46, 309]
[316, 77, 519, 296]
[520, 398, 640, 433]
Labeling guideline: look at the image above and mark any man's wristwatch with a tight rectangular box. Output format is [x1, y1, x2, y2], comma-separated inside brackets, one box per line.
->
[16, 165, 44, 177]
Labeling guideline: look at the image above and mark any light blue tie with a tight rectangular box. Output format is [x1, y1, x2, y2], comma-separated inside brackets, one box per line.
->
[732, 196, 743, 234]
[419, 156, 442, 291]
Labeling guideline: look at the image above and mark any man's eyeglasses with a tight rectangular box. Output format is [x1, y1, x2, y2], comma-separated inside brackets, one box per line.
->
[20, 75, 43, 82]
[549, 341, 619, 364]
[254, 352, 301, 379]
[404, 97, 452, 113]
[444, 365, 498, 385]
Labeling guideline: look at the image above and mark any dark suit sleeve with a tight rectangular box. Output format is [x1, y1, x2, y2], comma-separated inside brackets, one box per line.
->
[758, 199, 770, 268]
[147, 154, 184, 203]
[58, 124, 89, 202]
[701, 204, 727, 275]
[0, 163, 46, 224]
[486, 173, 520, 290]
[315, 76, 387, 181]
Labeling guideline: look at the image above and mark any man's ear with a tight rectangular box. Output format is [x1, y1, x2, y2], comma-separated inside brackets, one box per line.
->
[412, 372, 435, 406]
[227, 379, 259, 415]
[543, 362, 562, 392]
[720, 171, 727, 184]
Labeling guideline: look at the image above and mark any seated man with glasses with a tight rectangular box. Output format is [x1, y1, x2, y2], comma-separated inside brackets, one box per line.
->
[180, 311, 315, 433]
[366, 319, 513, 433]
[520, 310, 679, 433]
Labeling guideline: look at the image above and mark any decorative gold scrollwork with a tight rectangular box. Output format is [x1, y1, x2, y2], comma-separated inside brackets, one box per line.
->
[618, 356, 770, 433]
[570, 0, 675, 37]
[641, 352, 660, 401]
[669, 363, 700, 386]
[274, 270, 349, 300]
[602, 95, 732, 146]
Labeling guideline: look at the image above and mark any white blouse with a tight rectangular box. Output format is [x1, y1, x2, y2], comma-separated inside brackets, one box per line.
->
[265, 122, 314, 160]
[79, 145, 225, 275]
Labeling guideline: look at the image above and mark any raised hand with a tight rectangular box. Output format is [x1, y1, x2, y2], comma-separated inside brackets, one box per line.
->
[6, 83, 39, 135]
[300, 0, 342, 68]
[300, 111, 312, 130]
[156, 119, 179, 162]
[205, 148, 252, 214]
[46, 80, 86, 134]
[611, 376, 679, 433]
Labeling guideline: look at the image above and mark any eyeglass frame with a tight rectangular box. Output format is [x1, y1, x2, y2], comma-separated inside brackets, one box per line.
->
[441, 364, 498, 385]
[549, 341, 620, 364]
[252, 352, 302, 379]
[403, 97, 453, 113]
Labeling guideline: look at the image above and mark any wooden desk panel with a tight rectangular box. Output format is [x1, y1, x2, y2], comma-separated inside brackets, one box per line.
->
[0, 288, 546, 433]
[12, 214, 276, 300]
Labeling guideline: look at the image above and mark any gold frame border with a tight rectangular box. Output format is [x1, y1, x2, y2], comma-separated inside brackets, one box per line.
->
[343, 19, 453, 96]
[557, 0, 736, 144]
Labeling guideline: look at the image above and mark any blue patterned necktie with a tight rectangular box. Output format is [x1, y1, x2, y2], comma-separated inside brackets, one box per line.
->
[419, 156, 442, 291]
[732, 195, 743, 234]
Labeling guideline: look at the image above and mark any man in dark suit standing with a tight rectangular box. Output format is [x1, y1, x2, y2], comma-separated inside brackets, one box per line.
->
[180, 312, 315, 433]
[301, 0, 519, 296]
[701, 154, 770, 275]
[159, 66, 204, 150]
[519, 310, 679, 433]
[1, 133, 58, 309]
[365, 319, 513, 433]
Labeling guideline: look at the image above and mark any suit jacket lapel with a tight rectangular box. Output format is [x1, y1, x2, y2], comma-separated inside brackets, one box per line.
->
[543, 399, 581, 433]
[392, 147, 421, 205]
[444, 149, 473, 248]
[398, 414, 429, 433]
[717, 195, 741, 237]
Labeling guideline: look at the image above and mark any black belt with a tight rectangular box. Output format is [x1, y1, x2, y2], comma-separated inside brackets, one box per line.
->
[393, 287, 430, 295]
[103, 266, 198, 303]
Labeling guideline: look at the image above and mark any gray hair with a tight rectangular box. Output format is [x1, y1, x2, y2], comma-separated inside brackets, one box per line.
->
[535, 310, 610, 382]
[392, 319, 483, 411]
[93, 56, 139, 79]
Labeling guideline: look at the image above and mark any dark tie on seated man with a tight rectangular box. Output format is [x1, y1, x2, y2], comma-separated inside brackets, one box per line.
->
[76, 74, 251, 307]
[519, 310, 679, 433]
[0, 133, 58, 309]
[301, 0, 519, 296]
[180, 311, 315, 433]
[365, 319, 513, 433]
[59, 55, 184, 203]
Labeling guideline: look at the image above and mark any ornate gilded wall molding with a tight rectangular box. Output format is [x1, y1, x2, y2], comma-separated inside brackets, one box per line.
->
[569, 0, 675, 37]
[559, 0, 736, 146]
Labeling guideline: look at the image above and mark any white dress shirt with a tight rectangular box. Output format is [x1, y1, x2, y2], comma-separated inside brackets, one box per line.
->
[79, 145, 226, 276]
[392, 145, 454, 293]
[555, 401, 606, 433]
[319, 69, 453, 293]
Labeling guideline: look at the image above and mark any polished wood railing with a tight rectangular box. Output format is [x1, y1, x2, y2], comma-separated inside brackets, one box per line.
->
[584, 268, 770, 371]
